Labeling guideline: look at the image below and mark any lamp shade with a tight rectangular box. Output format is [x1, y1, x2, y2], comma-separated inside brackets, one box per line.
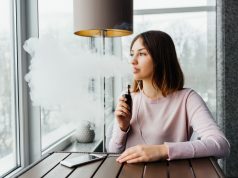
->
[73, 0, 133, 37]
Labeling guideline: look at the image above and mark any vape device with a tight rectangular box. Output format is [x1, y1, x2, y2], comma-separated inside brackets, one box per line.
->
[123, 85, 132, 112]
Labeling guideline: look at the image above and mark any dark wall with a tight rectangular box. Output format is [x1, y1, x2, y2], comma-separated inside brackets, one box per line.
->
[217, 0, 238, 177]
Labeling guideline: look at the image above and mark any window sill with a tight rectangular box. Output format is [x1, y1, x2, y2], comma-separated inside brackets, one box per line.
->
[63, 139, 103, 152]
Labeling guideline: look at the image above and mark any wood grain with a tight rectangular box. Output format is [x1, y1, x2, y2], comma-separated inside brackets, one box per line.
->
[19, 153, 70, 178]
[168, 160, 194, 178]
[144, 161, 168, 178]
[43, 153, 84, 178]
[190, 158, 220, 178]
[93, 156, 123, 178]
[118, 162, 144, 178]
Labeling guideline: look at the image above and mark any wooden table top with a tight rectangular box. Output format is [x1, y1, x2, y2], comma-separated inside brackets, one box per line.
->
[15, 152, 226, 178]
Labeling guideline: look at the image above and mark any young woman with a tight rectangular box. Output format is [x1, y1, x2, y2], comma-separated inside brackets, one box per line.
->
[108, 30, 230, 163]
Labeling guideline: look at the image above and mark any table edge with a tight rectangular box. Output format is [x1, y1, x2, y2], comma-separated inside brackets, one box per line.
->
[209, 157, 227, 178]
[10, 153, 53, 178]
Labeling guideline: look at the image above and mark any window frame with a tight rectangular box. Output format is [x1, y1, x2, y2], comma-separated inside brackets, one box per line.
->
[0, 0, 31, 177]
[5, 1, 40, 177]
[0, 0, 20, 176]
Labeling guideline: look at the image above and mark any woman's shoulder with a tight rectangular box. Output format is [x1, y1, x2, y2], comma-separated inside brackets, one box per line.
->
[174, 88, 205, 104]
[172, 88, 193, 96]
[172, 88, 202, 100]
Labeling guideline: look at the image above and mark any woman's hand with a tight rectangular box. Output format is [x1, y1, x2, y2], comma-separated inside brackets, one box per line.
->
[116, 144, 168, 163]
[114, 95, 132, 132]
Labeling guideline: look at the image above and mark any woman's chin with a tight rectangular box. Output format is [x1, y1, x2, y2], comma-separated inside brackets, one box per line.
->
[133, 75, 142, 80]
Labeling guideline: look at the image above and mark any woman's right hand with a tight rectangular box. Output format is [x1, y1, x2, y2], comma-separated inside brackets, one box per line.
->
[114, 95, 132, 132]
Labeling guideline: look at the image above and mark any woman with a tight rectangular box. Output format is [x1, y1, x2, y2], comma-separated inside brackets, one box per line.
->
[108, 30, 230, 163]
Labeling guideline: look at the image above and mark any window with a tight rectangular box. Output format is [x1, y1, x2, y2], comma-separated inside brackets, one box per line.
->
[38, 0, 81, 150]
[0, 0, 20, 176]
[122, 1, 216, 116]
[38, 0, 113, 151]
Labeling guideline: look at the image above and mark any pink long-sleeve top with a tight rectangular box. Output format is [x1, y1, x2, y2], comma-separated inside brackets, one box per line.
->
[108, 88, 230, 160]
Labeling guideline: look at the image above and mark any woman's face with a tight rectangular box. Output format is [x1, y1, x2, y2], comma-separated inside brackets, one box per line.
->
[130, 38, 154, 81]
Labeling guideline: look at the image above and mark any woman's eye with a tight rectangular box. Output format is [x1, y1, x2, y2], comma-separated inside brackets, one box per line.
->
[139, 52, 146, 56]
[130, 53, 134, 57]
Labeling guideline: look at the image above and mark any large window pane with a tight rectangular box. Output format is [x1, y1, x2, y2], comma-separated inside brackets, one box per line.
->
[38, 0, 77, 150]
[0, 0, 19, 176]
[122, 10, 216, 116]
[38, 0, 105, 150]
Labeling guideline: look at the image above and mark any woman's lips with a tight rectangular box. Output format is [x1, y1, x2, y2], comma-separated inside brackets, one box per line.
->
[133, 68, 139, 73]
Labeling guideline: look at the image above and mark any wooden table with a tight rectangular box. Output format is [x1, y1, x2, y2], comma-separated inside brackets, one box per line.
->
[15, 152, 226, 178]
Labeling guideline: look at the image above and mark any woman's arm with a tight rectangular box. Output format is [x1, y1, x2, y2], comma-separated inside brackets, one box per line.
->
[107, 121, 129, 153]
[165, 90, 230, 160]
[108, 93, 132, 153]
[116, 144, 168, 163]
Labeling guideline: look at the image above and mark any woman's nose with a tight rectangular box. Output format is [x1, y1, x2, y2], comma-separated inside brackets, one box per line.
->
[129, 55, 138, 65]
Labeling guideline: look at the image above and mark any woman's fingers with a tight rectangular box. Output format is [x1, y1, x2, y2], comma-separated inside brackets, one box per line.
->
[116, 148, 144, 163]
[116, 106, 130, 115]
[114, 95, 132, 131]
[114, 110, 127, 117]
[118, 96, 131, 109]
[117, 152, 139, 163]
[115, 102, 130, 116]
[117, 101, 130, 111]
[119, 95, 126, 101]
[116, 147, 136, 162]
[126, 157, 144, 163]
[115, 104, 130, 116]
[116, 145, 169, 164]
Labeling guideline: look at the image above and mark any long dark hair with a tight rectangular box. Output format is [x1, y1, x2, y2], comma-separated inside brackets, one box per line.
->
[131, 30, 184, 96]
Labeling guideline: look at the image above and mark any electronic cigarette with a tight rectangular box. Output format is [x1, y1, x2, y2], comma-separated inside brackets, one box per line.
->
[123, 85, 132, 112]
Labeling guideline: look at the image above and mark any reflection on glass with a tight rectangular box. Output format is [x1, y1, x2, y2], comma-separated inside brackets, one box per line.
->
[122, 11, 216, 116]
[0, 0, 18, 176]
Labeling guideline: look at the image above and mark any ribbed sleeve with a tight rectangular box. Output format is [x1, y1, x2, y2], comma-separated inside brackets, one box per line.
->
[165, 91, 230, 160]
[108, 122, 130, 153]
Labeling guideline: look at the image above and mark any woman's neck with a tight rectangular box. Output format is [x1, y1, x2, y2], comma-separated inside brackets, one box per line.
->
[142, 80, 162, 99]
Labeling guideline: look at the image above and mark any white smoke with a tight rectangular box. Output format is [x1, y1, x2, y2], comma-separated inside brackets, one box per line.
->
[23, 37, 131, 125]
